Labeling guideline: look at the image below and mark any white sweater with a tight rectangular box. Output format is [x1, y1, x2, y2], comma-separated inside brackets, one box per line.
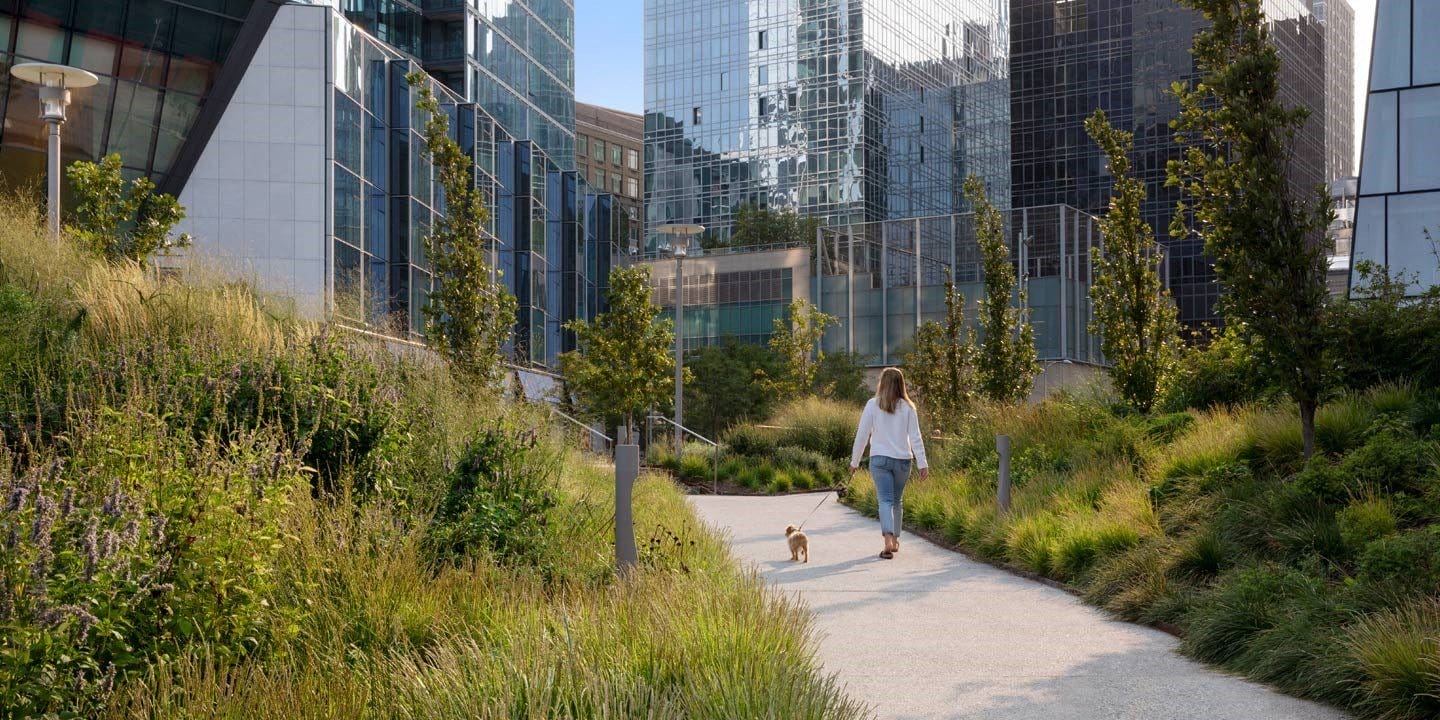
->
[850, 397, 928, 469]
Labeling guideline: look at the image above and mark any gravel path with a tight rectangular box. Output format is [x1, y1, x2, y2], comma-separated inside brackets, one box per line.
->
[690, 491, 1350, 720]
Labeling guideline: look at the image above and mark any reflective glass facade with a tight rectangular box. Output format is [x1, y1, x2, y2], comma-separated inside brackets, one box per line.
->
[329, 14, 608, 366]
[1351, 0, 1440, 295]
[816, 206, 1102, 364]
[1010, 0, 1346, 329]
[0, 0, 253, 185]
[643, 0, 1009, 250]
[332, 0, 577, 169]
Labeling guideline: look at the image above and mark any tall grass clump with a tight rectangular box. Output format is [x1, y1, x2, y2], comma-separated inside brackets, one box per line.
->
[841, 368, 1440, 718]
[769, 397, 857, 461]
[0, 199, 864, 719]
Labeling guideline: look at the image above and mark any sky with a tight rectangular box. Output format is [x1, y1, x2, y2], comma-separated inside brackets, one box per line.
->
[575, 0, 1377, 164]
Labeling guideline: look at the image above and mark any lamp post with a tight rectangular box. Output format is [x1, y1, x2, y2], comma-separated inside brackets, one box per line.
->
[9, 63, 99, 240]
[657, 223, 704, 455]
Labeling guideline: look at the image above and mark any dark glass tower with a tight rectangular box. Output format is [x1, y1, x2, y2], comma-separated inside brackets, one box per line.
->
[1009, 0, 1348, 329]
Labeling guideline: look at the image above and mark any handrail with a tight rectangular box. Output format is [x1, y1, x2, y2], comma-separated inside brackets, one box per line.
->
[549, 406, 613, 449]
[647, 414, 720, 493]
[647, 414, 718, 446]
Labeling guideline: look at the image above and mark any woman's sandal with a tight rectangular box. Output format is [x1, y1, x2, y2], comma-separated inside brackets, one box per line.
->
[879, 550, 894, 559]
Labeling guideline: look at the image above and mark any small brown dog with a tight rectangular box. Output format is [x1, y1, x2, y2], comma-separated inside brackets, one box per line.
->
[785, 525, 809, 563]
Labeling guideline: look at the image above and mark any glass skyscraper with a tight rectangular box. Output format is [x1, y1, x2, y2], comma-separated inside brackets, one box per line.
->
[643, 0, 1010, 249]
[1010, 0, 1351, 329]
[1351, 0, 1440, 295]
[0, 0, 610, 378]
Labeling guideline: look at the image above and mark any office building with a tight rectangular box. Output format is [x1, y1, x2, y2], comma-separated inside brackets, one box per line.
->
[0, 0, 613, 375]
[1328, 175, 1357, 295]
[1010, 0, 1353, 328]
[576, 101, 643, 252]
[643, 0, 1010, 249]
[1351, 0, 1440, 295]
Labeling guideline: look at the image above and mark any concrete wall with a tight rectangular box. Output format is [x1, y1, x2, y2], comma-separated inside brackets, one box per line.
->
[174, 4, 329, 319]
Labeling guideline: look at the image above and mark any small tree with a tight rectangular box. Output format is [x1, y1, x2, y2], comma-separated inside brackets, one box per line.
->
[67, 153, 192, 264]
[766, 298, 835, 399]
[409, 73, 517, 387]
[965, 176, 1038, 403]
[812, 350, 871, 403]
[1085, 109, 1181, 412]
[1166, 0, 1333, 458]
[903, 269, 977, 429]
[559, 265, 677, 444]
[684, 338, 782, 438]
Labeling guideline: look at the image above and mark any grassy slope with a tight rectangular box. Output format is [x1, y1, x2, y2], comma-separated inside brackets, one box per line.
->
[0, 202, 864, 720]
[843, 394, 1440, 720]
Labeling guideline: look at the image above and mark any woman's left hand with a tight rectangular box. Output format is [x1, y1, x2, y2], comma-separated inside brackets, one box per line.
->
[918, 467, 929, 481]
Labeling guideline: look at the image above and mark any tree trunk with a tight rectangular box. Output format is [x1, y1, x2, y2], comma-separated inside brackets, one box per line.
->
[1299, 398, 1317, 460]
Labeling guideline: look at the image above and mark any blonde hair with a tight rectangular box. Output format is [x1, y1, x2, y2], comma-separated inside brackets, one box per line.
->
[876, 367, 912, 414]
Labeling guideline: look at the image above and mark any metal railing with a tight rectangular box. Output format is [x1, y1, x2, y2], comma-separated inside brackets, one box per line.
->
[647, 414, 721, 494]
[548, 406, 613, 455]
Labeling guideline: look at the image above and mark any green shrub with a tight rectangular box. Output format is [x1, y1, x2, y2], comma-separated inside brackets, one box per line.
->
[791, 471, 814, 491]
[773, 445, 831, 474]
[756, 463, 777, 487]
[1356, 528, 1440, 601]
[735, 467, 759, 489]
[426, 424, 560, 571]
[1315, 399, 1374, 456]
[1007, 514, 1058, 576]
[678, 453, 712, 480]
[1340, 430, 1435, 496]
[717, 456, 745, 480]
[1242, 412, 1305, 474]
[724, 423, 778, 458]
[1338, 498, 1398, 551]
[1142, 412, 1197, 444]
[771, 471, 793, 493]
[770, 397, 856, 460]
[1159, 328, 1274, 412]
[1368, 382, 1420, 418]
[1182, 566, 1325, 665]
[1340, 599, 1440, 720]
[1168, 529, 1229, 580]
[1052, 522, 1142, 581]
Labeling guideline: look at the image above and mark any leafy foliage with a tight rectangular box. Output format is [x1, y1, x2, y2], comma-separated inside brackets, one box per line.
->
[766, 298, 836, 400]
[683, 338, 781, 439]
[811, 350, 871, 404]
[1329, 262, 1440, 392]
[426, 423, 559, 572]
[1084, 110, 1180, 412]
[903, 269, 977, 430]
[1166, 0, 1333, 457]
[705, 203, 821, 250]
[66, 154, 192, 264]
[560, 265, 677, 443]
[409, 74, 517, 386]
[1159, 325, 1276, 412]
[964, 176, 1037, 403]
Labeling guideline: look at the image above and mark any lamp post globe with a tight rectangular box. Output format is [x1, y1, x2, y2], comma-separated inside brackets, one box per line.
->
[656, 223, 705, 454]
[10, 63, 99, 240]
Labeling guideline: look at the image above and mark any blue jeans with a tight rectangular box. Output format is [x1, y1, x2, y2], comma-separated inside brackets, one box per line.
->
[870, 455, 912, 537]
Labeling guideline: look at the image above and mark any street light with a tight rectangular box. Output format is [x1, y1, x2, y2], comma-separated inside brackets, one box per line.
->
[9, 62, 98, 240]
[657, 223, 704, 455]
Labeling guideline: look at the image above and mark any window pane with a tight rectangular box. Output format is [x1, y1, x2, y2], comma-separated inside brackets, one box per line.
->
[1399, 87, 1440, 191]
[108, 81, 161, 168]
[592, 139, 603, 161]
[63, 76, 113, 163]
[1370, 0, 1410, 91]
[1387, 192, 1440, 291]
[67, 33, 118, 75]
[335, 91, 362, 174]
[15, 21, 64, 62]
[119, 44, 168, 86]
[626, 148, 638, 170]
[153, 90, 199, 174]
[125, 0, 176, 53]
[611, 145, 622, 164]
[1360, 92, 1397, 195]
[334, 240, 363, 321]
[334, 168, 362, 246]
[166, 56, 217, 95]
[1418, 1, 1440, 85]
[1351, 197, 1386, 283]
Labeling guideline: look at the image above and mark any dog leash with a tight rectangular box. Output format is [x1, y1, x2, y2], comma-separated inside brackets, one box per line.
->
[797, 471, 853, 531]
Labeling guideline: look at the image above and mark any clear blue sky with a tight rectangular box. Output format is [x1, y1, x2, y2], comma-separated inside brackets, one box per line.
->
[576, 0, 644, 113]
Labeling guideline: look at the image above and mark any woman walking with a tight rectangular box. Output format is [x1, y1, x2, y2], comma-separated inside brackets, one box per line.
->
[850, 367, 928, 560]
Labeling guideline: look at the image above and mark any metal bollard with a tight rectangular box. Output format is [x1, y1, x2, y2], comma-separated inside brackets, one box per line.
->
[997, 434, 1012, 513]
[615, 444, 640, 573]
